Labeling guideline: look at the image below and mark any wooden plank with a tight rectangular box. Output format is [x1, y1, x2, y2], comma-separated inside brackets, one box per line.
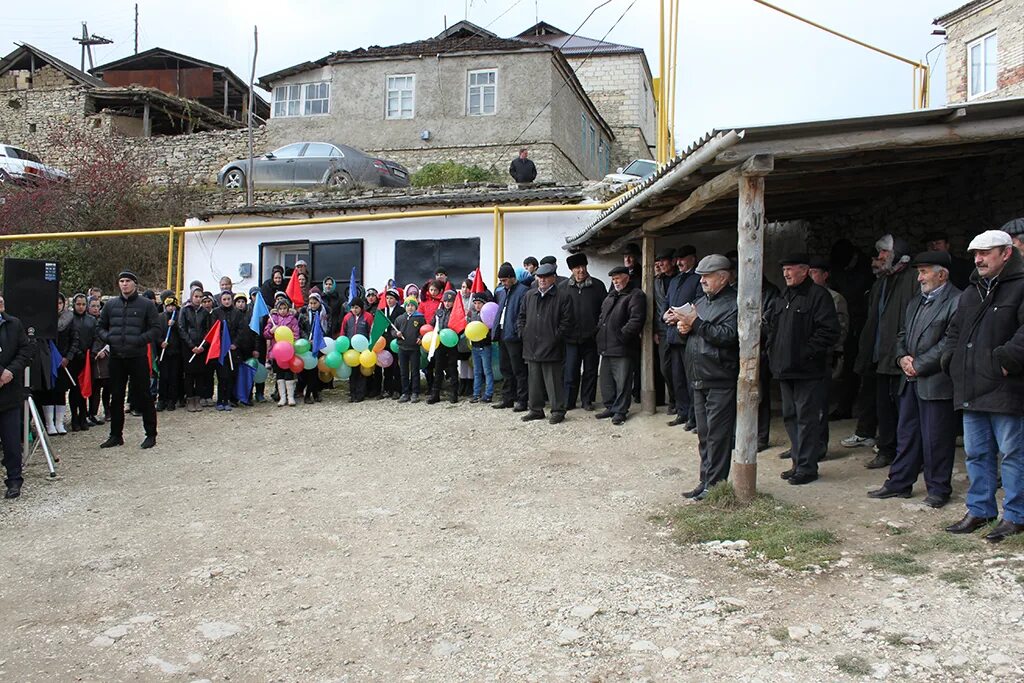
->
[640, 234, 656, 415]
[142, 102, 151, 137]
[715, 117, 1024, 165]
[732, 174, 765, 503]
[644, 155, 773, 232]
[598, 227, 644, 255]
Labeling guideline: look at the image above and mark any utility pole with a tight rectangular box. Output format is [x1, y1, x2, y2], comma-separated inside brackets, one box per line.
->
[134, 4, 139, 54]
[73, 22, 113, 72]
[246, 25, 258, 207]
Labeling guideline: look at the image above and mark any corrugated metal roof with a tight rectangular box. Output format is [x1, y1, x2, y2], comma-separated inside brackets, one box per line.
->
[198, 185, 592, 219]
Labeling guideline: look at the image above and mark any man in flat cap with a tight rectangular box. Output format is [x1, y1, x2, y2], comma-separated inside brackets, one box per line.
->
[517, 263, 575, 423]
[653, 249, 679, 413]
[868, 251, 960, 507]
[664, 246, 701, 429]
[675, 255, 738, 499]
[1000, 217, 1024, 256]
[766, 254, 840, 485]
[621, 242, 643, 401]
[96, 270, 162, 449]
[559, 252, 607, 411]
[596, 266, 646, 425]
[943, 230, 1024, 541]
[492, 262, 530, 411]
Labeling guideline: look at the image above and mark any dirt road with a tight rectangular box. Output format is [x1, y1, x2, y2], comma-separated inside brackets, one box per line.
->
[1, 399, 1021, 682]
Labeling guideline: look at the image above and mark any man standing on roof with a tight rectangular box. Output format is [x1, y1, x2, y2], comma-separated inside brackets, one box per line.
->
[509, 148, 537, 183]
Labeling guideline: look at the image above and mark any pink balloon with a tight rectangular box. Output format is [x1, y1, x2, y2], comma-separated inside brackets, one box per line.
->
[376, 350, 394, 368]
[274, 342, 295, 363]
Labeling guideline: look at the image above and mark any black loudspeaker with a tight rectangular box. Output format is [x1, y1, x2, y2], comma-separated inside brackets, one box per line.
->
[3, 258, 60, 339]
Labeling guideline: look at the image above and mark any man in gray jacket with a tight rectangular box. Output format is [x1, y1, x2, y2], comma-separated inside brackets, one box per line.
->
[675, 255, 738, 500]
[868, 252, 960, 508]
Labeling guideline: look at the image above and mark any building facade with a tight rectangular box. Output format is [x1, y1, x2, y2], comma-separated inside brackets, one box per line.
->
[936, 0, 1024, 103]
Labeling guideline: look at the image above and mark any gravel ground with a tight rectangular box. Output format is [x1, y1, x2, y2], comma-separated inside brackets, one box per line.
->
[1, 395, 1022, 682]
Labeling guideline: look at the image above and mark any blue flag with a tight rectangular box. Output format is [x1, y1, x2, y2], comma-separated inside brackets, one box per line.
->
[219, 320, 232, 366]
[234, 361, 256, 403]
[249, 291, 270, 334]
[311, 311, 326, 355]
[48, 340, 62, 386]
[347, 266, 358, 305]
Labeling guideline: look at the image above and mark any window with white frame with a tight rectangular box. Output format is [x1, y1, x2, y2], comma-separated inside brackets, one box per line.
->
[273, 84, 302, 118]
[467, 69, 497, 115]
[386, 75, 415, 119]
[304, 82, 330, 115]
[272, 81, 330, 118]
[968, 31, 998, 98]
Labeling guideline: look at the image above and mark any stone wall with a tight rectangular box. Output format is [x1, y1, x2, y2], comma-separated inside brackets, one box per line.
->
[942, 0, 1024, 103]
[804, 149, 1024, 257]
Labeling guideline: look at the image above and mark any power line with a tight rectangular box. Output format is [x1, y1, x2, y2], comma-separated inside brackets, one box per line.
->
[487, 0, 636, 170]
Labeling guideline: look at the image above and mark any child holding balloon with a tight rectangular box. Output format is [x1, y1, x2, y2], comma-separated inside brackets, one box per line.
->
[427, 290, 460, 405]
[467, 293, 494, 403]
[265, 298, 301, 406]
[339, 298, 373, 402]
[296, 293, 330, 404]
[394, 297, 424, 402]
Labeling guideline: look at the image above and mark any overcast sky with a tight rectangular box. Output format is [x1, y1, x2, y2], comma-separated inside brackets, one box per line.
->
[4, 0, 957, 146]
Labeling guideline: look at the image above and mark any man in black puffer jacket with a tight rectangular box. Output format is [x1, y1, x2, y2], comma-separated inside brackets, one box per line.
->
[767, 254, 840, 485]
[96, 271, 161, 449]
[559, 252, 606, 411]
[517, 263, 575, 424]
[676, 255, 738, 500]
[595, 266, 646, 425]
[942, 230, 1024, 542]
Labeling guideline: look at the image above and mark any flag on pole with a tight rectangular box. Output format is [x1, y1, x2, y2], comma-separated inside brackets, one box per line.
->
[448, 294, 467, 334]
[219, 319, 233, 369]
[310, 311, 326, 355]
[347, 267, 358, 306]
[78, 351, 93, 399]
[470, 267, 485, 294]
[203, 319, 222, 363]
[48, 340, 62, 386]
[427, 316, 441, 361]
[369, 310, 390, 346]
[234, 361, 256, 403]
[249, 291, 270, 334]
[285, 271, 305, 307]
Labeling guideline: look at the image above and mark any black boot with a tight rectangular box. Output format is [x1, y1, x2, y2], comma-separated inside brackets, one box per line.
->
[426, 393, 440, 405]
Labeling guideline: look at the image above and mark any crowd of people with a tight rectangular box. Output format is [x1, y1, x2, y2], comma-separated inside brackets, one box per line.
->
[1, 219, 1022, 544]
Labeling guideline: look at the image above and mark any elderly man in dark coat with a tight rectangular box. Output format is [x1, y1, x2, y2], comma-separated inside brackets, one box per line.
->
[559, 252, 607, 411]
[943, 230, 1024, 542]
[595, 266, 646, 425]
[767, 254, 840, 485]
[517, 263, 575, 424]
[675, 255, 739, 500]
[664, 246, 701, 429]
[868, 251, 960, 507]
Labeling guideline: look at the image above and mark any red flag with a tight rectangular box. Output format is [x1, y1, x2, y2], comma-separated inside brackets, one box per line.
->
[470, 267, 485, 294]
[147, 345, 153, 378]
[78, 352, 93, 399]
[448, 293, 467, 334]
[203, 319, 222, 363]
[285, 273, 305, 307]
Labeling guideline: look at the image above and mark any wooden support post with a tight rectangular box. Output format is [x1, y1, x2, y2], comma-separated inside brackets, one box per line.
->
[142, 102, 151, 137]
[640, 233, 656, 414]
[165, 226, 175, 291]
[224, 79, 229, 117]
[733, 173, 767, 503]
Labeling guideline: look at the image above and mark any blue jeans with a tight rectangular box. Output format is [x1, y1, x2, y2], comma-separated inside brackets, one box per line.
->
[472, 345, 494, 399]
[963, 411, 1024, 524]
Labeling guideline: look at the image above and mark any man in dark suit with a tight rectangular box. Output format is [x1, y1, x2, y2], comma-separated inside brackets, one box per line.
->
[0, 296, 35, 499]
[868, 252, 960, 507]
[664, 246, 701, 428]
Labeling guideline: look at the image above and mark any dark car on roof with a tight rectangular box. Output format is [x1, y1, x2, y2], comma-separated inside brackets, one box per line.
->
[217, 141, 410, 190]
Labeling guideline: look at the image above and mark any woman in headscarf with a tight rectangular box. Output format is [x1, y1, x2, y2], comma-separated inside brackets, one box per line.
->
[68, 293, 95, 432]
[321, 276, 343, 337]
[457, 279, 474, 395]
[38, 293, 79, 435]
[86, 296, 111, 425]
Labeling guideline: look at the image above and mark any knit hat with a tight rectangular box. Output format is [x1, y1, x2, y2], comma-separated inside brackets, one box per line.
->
[404, 297, 418, 308]
[233, 292, 247, 303]
[248, 286, 259, 296]
[385, 289, 400, 301]
[163, 295, 179, 307]
[118, 270, 138, 283]
[308, 292, 322, 302]
[497, 262, 516, 279]
[471, 292, 490, 303]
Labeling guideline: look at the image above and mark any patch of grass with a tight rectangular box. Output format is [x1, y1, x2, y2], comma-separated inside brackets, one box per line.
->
[938, 569, 973, 588]
[902, 533, 981, 555]
[999, 532, 1024, 550]
[1016, 573, 1024, 585]
[884, 632, 911, 647]
[663, 482, 840, 570]
[768, 626, 790, 642]
[867, 552, 930, 576]
[834, 654, 872, 676]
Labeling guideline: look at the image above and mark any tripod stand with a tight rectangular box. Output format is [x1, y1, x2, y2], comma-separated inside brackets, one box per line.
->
[22, 365, 57, 478]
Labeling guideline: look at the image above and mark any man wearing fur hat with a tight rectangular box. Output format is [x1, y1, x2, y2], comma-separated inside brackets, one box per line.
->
[843, 234, 921, 470]
[559, 252, 607, 411]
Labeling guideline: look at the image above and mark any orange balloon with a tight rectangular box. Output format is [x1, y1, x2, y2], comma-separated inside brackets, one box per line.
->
[317, 356, 329, 372]
[359, 364, 374, 376]
[373, 336, 386, 353]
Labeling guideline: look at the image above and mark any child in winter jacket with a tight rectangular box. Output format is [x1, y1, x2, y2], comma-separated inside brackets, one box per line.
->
[264, 298, 301, 406]
[339, 298, 373, 402]
[394, 297, 424, 402]
[468, 292, 494, 402]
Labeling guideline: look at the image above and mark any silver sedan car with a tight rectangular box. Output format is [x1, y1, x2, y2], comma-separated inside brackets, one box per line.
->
[217, 142, 410, 190]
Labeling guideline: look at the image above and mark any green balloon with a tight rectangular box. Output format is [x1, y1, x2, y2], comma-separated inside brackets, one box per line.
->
[293, 338, 311, 355]
[439, 328, 458, 348]
[390, 338, 400, 354]
[325, 351, 343, 369]
[336, 336, 351, 353]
